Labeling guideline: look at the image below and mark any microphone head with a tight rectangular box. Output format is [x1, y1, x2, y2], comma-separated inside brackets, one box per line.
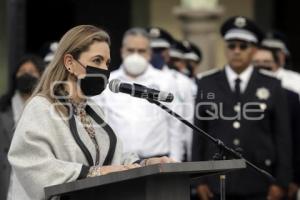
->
[109, 79, 121, 93]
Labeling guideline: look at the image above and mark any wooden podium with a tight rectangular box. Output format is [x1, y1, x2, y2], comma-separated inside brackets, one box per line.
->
[45, 159, 246, 200]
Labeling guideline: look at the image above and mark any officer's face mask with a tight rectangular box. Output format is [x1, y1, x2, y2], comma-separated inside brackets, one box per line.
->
[16, 73, 39, 94]
[150, 52, 165, 70]
[123, 53, 148, 77]
[76, 61, 110, 97]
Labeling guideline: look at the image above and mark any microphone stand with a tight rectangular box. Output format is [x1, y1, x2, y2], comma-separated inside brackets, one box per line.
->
[146, 99, 275, 182]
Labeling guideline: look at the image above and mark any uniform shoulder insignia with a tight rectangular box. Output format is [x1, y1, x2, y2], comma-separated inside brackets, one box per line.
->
[258, 69, 277, 78]
[196, 68, 221, 79]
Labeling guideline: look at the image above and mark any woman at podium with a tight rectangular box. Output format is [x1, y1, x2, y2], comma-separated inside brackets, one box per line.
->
[7, 25, 174, 200]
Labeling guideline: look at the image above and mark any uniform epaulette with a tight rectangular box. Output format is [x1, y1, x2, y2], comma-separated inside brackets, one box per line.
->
[196, 68, 221, 79]
[258, 69, 277, 78]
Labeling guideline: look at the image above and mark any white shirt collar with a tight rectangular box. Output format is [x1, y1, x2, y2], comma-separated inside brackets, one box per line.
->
[274, 67, 284, 78]
[225, 65, 254, 93]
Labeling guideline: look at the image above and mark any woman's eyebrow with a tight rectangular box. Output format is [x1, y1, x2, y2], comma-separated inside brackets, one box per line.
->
[91, 55, 104, 60]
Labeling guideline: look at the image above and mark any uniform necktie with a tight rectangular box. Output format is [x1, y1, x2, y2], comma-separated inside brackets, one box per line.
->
[235, 78, 241, 100]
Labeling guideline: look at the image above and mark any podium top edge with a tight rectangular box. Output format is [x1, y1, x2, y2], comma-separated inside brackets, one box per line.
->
[45, 159, 246, 198]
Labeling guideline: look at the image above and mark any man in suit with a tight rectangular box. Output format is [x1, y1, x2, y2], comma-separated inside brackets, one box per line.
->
[192, 16, 292, 200]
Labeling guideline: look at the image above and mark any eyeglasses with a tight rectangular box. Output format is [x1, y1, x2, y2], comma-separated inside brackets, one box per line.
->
[227, 42, 251, 51]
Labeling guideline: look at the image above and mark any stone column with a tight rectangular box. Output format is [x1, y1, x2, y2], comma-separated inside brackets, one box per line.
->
[173, 2, 224, 73]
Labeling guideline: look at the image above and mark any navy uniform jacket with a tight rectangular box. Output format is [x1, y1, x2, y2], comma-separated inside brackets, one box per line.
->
[192, 68, 292, 196]
[285, 89, 300, 184]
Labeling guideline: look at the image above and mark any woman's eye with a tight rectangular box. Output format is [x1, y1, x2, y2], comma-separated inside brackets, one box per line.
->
[93, 59, 101, 64]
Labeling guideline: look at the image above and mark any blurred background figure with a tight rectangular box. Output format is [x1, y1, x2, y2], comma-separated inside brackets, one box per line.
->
[253, 45, 300, 200]
[169, 40, 190, 77]
[182, 40, 202, 78]
[43, 41, 59, 64]
[147, 27, 197, 161]
[258, 32, 300, 97]
[147, 27, 174, 71]
[262, 31, 291, 68]
[0, 54, 44, 200]
[93, 28, 185, 161]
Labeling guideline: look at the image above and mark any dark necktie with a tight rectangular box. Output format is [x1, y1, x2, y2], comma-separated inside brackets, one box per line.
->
[235, 78, 241, 100]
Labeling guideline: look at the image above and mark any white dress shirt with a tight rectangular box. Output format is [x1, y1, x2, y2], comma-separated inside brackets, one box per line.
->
[93, 65, 185, 160]
[225, 65, 254, 93]
[162, 66, 197, 161]
[275, 68, 300, 99]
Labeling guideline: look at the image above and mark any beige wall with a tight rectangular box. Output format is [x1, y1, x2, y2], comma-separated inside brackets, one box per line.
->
[148, 0, 255, 69]
[149, 0, 183, 40]
[0, 0, 8, 95]
[220, 0, 254, 20]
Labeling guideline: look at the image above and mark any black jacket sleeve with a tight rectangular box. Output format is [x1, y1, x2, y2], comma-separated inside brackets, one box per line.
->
[192, 79, 208, 162]
[272, 83, 293, 188]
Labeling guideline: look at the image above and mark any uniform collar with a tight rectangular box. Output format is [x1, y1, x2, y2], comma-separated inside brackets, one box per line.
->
[274, 67, 284, 78]
[225, 64, 254, 93]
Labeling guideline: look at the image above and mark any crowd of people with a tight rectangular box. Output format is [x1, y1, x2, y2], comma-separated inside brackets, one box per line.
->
[0, 15, 299, 200]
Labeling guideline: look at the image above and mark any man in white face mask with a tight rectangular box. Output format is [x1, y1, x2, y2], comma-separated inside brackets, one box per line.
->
[121, 31, 150, 77]
[93, 28, 185, 161]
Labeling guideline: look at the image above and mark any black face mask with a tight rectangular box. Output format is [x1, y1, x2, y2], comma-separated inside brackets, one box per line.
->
[79, 66, 110, 97]
[16, 74, 38, 94]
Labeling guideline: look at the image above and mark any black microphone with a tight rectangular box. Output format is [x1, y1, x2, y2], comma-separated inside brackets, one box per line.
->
[109, 79, 174, 102]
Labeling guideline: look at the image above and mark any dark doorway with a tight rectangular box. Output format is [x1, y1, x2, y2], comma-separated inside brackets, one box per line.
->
[274, 0, 300, 72]
[26, 0, 131, 70]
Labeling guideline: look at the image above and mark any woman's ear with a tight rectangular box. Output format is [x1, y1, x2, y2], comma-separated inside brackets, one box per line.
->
[64, 54, 75, 74]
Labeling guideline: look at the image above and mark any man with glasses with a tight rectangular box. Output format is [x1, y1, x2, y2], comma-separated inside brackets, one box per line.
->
[192, 16, 292, 200]
[93, 28, 184, 161]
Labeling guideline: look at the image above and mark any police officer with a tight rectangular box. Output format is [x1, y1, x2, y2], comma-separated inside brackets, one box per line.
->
[169, 40, 190, 76]
[182, 40, 202, 78]
[147, 27, 197, 161]
[253, 45, 300, 200]
[261, 32, 300, 98]
[192, 16, 292, 200]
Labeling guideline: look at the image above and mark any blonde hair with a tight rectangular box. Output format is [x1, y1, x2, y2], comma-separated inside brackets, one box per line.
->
[32, 25, 110, 115]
